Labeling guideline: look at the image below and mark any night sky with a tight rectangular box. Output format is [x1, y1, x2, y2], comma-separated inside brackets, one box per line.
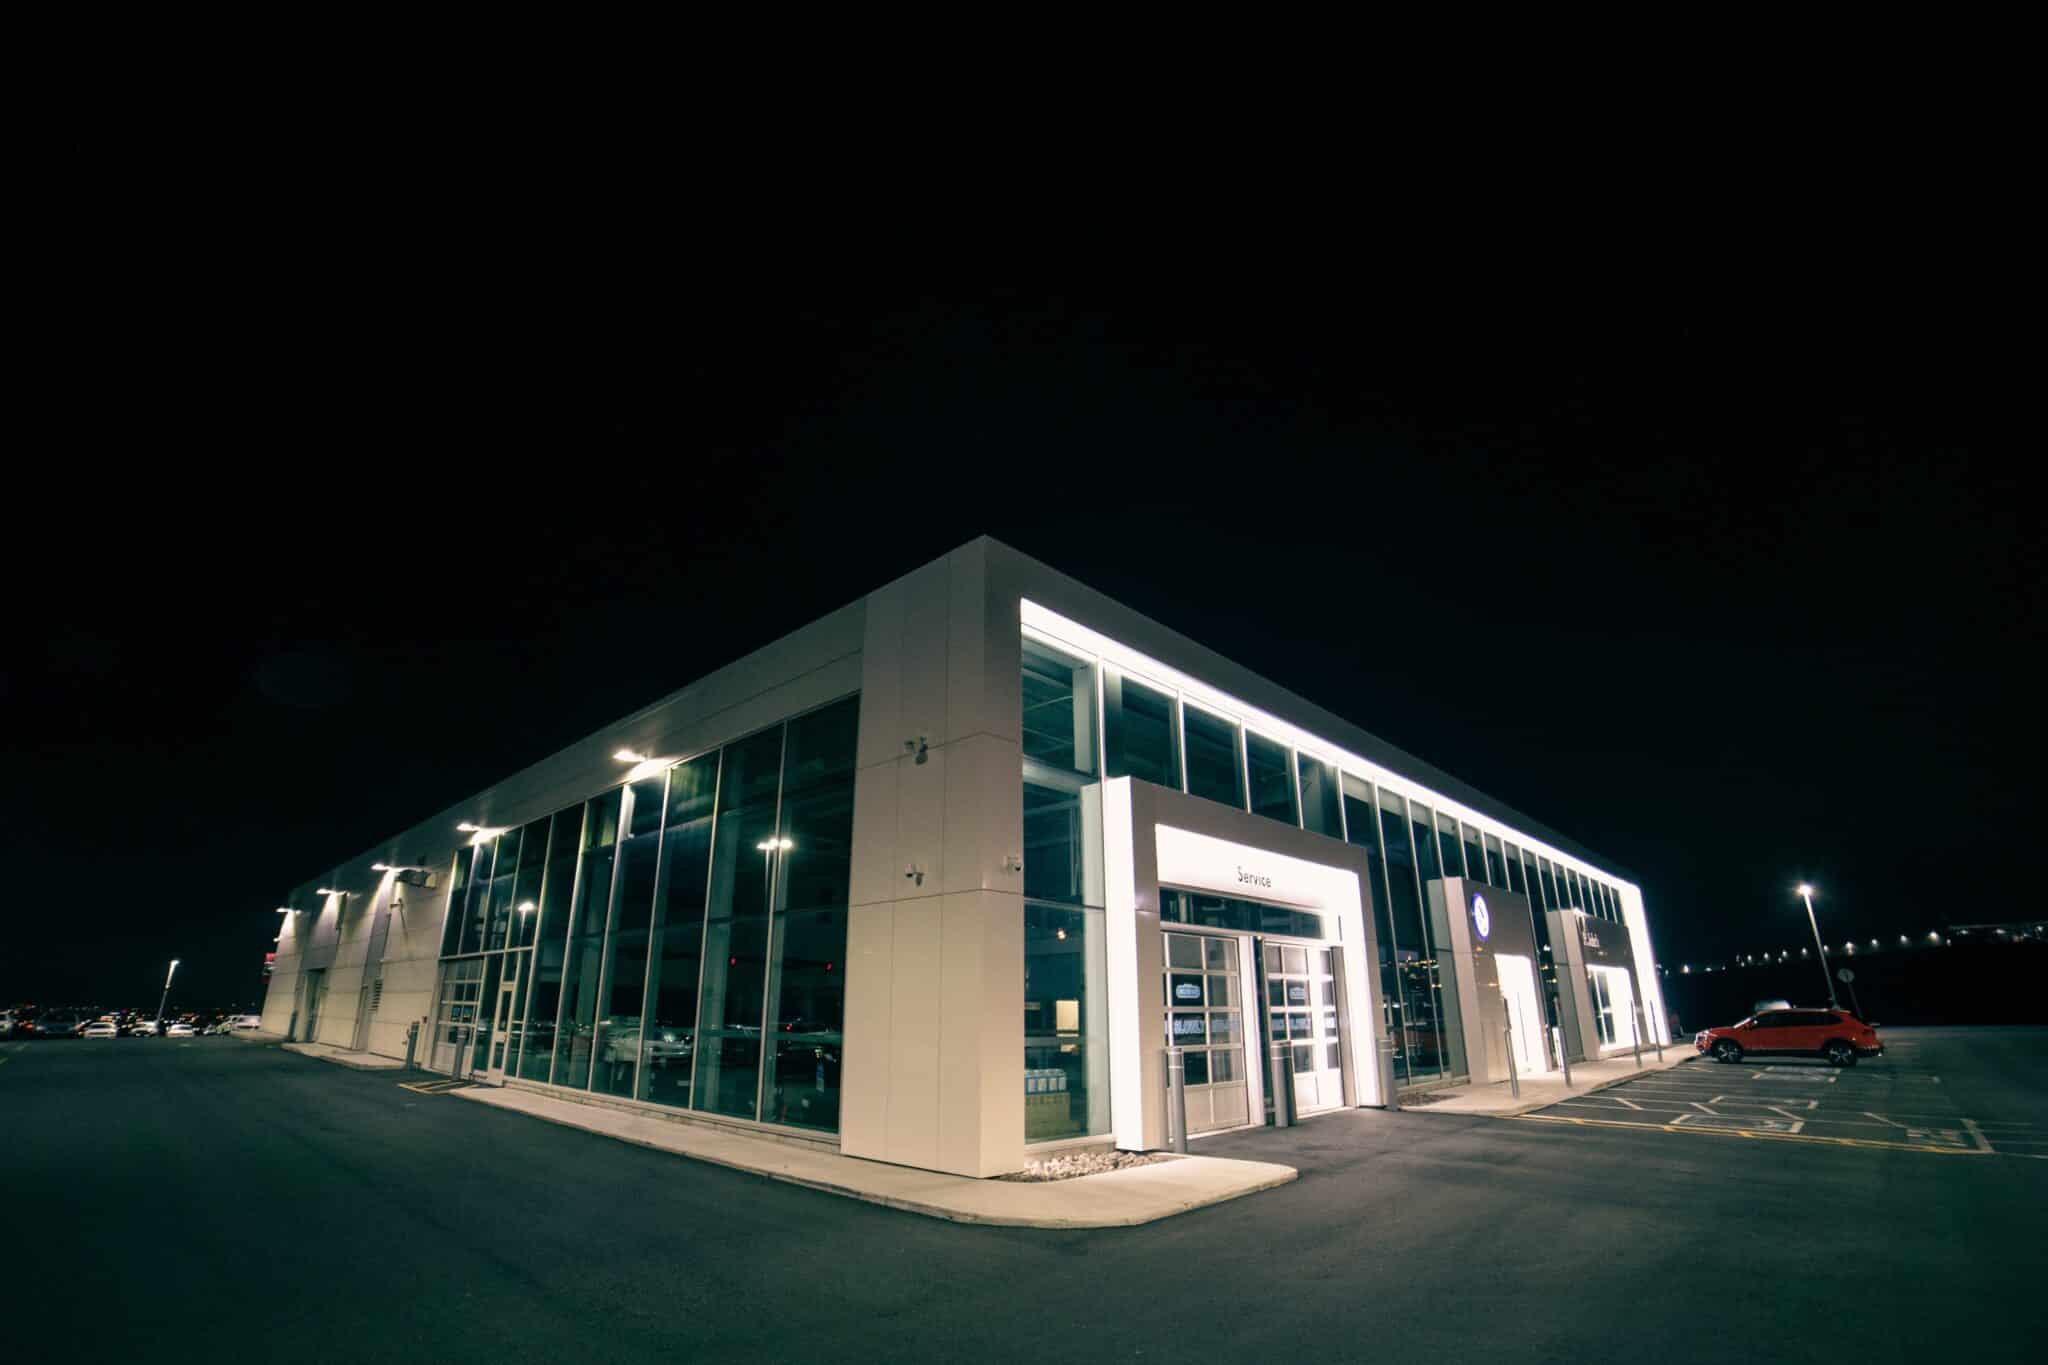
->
[6, 281, 2034, 1011]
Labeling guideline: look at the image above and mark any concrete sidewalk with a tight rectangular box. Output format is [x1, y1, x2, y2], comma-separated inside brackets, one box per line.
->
[281, 1041, 406, 1071]
[1400, 1044, 1698, 1117]
[456, 1085, 1296, 1228]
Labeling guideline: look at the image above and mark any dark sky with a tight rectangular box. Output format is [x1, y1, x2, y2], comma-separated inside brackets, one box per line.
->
[6, 278, 2035, 1009]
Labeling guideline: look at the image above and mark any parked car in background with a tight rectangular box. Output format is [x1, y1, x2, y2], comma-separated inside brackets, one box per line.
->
[1696, 1008, 1883, 1067]
[34, 1014, 84, 1039]
[166, 1022, 197, 1038]
[231, 1015, 263, 1032]
[83, 1020, 120, 1039]
[131, 1019, 159, 1037]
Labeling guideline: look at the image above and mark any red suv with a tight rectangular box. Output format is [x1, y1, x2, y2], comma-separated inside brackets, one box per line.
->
[1695, 1008, 1883, 1067]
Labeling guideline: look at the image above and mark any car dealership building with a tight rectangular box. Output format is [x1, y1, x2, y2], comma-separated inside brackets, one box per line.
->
[261, 538, 1669, 1177]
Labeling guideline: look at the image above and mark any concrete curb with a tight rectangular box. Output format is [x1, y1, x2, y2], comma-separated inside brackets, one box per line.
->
[453, 1088, 1297, 1229]
[281, 1042, 406, 1071]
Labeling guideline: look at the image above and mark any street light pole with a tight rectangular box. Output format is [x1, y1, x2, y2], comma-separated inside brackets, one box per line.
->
[155, 958, 181, 1032]
[1796, 885, 1839, 1009]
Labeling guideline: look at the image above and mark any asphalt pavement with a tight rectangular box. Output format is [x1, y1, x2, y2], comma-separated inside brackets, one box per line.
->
[2, 1027, 2041, 1363]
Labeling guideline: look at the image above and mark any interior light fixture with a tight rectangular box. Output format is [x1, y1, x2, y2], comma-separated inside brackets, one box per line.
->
[517, 901, 536, 913]
[755, 837, 795, 852]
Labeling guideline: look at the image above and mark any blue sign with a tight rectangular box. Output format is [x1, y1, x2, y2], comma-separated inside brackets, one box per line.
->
[1472, 895, 1491, 941]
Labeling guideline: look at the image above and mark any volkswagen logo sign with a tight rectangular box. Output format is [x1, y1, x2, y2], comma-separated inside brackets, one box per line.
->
[1472, 894, 1491, 941]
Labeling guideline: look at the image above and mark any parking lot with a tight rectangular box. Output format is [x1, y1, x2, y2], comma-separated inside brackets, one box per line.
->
[1520, 1025, 2047, 1157]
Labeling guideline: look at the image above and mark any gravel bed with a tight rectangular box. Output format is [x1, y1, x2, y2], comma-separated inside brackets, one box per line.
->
[996, 1151, 1179, 1182]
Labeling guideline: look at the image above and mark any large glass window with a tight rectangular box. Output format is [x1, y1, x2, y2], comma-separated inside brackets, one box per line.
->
[516, 805, 582, 1082]
[638, 752, 716, 1109]
[1103, 672, 1180, 790]
[1024, 903, 1108, 1141]
[591, 776, 663, 1098]
[1538, 858, 1561, 915]
[1482, 833, 1506, 889]
[1389, 794, 1445, 1082]
[694, 725, 783, 1120]
[1160, 888, 1327, 940]
[551, 788, 621, 1092]
[440, 847, 475, 958]
[1296, 756, 1340, 839]
[457, 839, 495, 955]
[1463, 825, 1487, 886]
[1021, 638, 1096, 775]
[759, 696, 858, 1132]
[1246, 732, 1296, 826]
[1024, 783, 1086, 904]
[512, 816, 548, 949]
[1344, 777, 1402, 1083]
[1434, 813, 1465, 879]
[1183, 705, 1245, 810]
[1410, 800, 1463, 1079]
[1503, 842, 1527, 896]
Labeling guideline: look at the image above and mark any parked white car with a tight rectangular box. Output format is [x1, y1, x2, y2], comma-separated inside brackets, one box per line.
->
[82, 1021, 120, 1039]
[231, 1015, 263, 1031]
[166, 1022, 197, 1038]
[131, 1019, 159, 1037]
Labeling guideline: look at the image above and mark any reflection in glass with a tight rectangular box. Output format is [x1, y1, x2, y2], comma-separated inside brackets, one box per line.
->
[1021, 638, 1096, 775]
[551, 787, 622, 1092]
[517, 805, 583, 1083]
[639, 752, 715, 1109]
[1299, 756, 1340, 838]
[1023, 783, 1084, 904]
[1103, 672, 1179, 789]
[1025, 904, 1108, 1141]
[1246, 732, 1295, 825]
[592, 775, 663, 1098]
[1183, 706, 1244, 810]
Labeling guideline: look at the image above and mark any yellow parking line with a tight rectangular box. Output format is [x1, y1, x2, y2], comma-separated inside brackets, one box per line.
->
[1512, 1111, 1988, 1155]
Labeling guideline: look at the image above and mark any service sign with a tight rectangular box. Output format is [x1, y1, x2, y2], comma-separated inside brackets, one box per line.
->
[1471, 894, 1492, 941]
[1174, 981, 1202, 1001]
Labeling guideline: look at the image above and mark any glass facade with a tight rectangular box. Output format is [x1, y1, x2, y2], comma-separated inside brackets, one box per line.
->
[1245, 731, 1296, 825]
[1021, 638, 1108, 1142]
[1182, 705, 1244, 810]
[1103, 672, 1180, 789]
[434, 694, 858, 1135]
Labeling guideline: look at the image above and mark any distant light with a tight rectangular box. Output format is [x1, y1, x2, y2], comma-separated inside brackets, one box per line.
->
[275, 907, 294, 914]
[457, 822, 482, 833]
[517, 901, 536, 913]
[614, 748, 649, 763]
[1796, 884, 1815, 898]
[316, 888, 343, 896]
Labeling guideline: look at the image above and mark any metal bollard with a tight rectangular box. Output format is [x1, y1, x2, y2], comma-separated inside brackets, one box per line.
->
[1165, 1046, 1189, 1153]
[1630, 1007, 1643, 1068]
[1553, 1025, 1572, 1088]
[1376, 1035, 1399, 1111]
[1502, 999, 1519, 1100]
[1267, 1039, 1292, 1128]
[403, 1020, 419, 1070]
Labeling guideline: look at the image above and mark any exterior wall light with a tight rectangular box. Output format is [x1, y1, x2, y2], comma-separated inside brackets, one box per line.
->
[614, 748, 649, 763]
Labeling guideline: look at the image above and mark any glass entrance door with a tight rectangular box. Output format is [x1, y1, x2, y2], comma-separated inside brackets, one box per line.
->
[1261, 941, 1344, 1115]
[485, 954, 523, 1083]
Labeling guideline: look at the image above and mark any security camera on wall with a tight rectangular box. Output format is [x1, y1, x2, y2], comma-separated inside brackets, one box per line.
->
[394, 868, 438, 890]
